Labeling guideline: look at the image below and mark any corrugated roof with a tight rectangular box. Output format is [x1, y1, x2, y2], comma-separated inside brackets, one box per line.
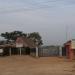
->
[0, 44, 16, 48]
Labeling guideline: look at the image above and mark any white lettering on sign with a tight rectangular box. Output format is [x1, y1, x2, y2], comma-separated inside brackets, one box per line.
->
[0, 49, 3, 53]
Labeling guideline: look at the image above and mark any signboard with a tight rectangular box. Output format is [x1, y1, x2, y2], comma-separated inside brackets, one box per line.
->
[0, 49, 3, 53]
[16, 43, 23, 48]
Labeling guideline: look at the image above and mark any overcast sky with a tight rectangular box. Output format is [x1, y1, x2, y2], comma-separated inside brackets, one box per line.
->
[0, 0, 75, 45]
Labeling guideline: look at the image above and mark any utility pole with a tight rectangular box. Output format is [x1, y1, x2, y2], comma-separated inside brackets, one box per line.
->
[66, 25, 68, 42]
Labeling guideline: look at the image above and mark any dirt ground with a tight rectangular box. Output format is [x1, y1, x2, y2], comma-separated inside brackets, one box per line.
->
[0, 55, 75, 75]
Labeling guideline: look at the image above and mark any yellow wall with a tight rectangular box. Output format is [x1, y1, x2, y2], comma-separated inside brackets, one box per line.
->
[71, 41, 75, 49]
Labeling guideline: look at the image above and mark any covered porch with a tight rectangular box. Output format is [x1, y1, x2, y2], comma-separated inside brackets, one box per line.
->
[0, 37, 39, 57]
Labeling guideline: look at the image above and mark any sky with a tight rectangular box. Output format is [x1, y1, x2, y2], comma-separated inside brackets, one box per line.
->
[0, 0, 75, 45]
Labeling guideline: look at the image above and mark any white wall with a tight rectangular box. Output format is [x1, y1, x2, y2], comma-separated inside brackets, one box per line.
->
[0, 49, 3, 53]
[71, 40, 75, 49]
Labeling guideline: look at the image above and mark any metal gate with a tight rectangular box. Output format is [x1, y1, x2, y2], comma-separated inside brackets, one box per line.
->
[39, 46, 59, 57]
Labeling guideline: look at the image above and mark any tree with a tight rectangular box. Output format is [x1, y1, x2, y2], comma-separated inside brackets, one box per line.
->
[1, 31, 27, 41]
[28, 32, 43, 46]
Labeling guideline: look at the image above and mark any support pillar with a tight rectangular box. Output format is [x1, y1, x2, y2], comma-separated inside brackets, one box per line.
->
[36, 47, 38, 57]
[59, 46, 62, 57]
[20, 47, 22, 56]
[9, 48, 11, 56]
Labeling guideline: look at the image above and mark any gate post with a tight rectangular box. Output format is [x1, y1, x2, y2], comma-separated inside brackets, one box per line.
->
[9, 48, 11, 56]
[20, 47, 22, 56]
[36, 47, 38, 57]
[59, 46, 62, 57]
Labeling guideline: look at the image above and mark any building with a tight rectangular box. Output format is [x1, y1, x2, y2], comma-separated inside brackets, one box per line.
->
[0, 37, 38, 57]
[64, 39, 75, 60]
[16, 37, 38, 57]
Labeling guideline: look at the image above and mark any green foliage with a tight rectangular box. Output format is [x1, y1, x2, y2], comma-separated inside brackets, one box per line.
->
[28, 32, 43, 45]
[1, 31, 27, 41]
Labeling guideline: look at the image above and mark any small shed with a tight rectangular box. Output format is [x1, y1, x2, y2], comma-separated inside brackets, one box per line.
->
[64, 39, 75, 60]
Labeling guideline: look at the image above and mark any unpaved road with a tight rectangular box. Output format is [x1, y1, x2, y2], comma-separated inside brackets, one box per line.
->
[0, 56, 75, 75]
